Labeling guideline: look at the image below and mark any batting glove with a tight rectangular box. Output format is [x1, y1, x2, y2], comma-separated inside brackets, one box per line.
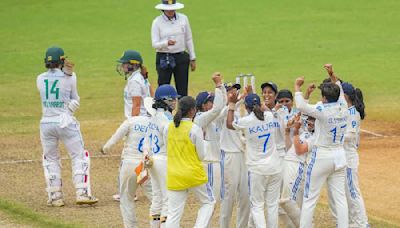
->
[68, 99, 80, 113]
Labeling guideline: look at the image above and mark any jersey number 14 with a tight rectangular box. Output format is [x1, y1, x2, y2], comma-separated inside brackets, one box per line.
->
[44, 79, 60, 99]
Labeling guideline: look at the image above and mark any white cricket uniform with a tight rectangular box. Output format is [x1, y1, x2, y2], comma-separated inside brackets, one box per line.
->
[328, 106, 369, 227]
[275, 107, 290, 158]
[218, 106, 250, 228]
[232, 112, 282, 228]
[193, 86, 226, 203]
[281, 131, 315, 227]
[146, 109, 173, 222]
[103, 116, 153, 228]
[124, 70, 151, 118]
[163, 119, 216, 228]
[37, 69, 92, 200]
[295, 81, 349, 228]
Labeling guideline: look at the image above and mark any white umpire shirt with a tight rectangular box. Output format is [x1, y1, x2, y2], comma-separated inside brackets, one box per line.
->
[151, 12, 196, 60]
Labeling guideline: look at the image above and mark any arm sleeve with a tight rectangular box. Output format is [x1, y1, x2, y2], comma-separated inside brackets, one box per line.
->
[163, 124, 169, 149]
[185, 16, 196, 60]
[151, 19, 169, 49]
[190, 125, 205, 160]
[336, 81, 348, 107]
[295, 92, 324, 119]
[103, 120, 130, 150]
[70, 74, 80, 102]
[232, 117, 246, 131]
[194, 86, 225, 128]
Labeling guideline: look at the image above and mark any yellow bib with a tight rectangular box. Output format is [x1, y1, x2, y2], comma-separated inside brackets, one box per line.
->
[167, 121, 207, 190]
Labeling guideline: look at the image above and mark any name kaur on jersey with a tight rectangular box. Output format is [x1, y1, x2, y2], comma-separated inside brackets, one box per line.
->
[248, 120, 280, 135]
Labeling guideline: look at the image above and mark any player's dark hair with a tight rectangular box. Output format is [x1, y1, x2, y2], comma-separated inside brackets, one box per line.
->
[174, 96, 196, 127]
[246, 103, 264, 121]
[45, 62, 61, 69]
[153, 99, 173, 112]
[320, 83, 340, 103]
[347, 88, 366, 120]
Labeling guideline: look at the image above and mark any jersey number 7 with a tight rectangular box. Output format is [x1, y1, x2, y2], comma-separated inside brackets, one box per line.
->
[258, 133, 271, 153]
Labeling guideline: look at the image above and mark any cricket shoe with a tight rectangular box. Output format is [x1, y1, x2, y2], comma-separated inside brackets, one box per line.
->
[112, 194, 120, 202]
[47, 198, 65, 207]
[76, 194, 98, 205]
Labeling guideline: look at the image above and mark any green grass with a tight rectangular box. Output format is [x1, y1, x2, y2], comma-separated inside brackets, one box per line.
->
[0, 0, 399, 226]
[0, 198, 81, 228]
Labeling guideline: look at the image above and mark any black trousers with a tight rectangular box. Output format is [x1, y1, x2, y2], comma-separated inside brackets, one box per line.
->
[156, 52, 190, 97]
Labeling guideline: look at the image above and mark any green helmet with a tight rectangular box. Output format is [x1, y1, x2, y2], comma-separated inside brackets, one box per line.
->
[118, 50, 143, 65]
[44, 46, 65, 64]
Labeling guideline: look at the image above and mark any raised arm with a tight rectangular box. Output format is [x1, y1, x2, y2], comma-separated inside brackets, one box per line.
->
[194, 72, 225, 128]
[294, 76, 323, 119]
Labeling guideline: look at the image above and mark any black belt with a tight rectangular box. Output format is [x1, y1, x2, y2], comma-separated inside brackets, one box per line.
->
[157, 52, 185, 55]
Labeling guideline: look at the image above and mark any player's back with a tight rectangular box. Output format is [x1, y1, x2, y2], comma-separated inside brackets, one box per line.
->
[147, 110, 172, 156]
[313, 102, 349, 153]
[122, 116, 151, 160]
[37, 69, 78, 123]
[236, 112, 281, 175]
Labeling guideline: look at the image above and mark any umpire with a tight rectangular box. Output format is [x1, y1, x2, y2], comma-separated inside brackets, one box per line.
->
[151, 0, 196, 97]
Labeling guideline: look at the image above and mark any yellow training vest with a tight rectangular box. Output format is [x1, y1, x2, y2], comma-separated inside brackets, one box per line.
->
[167, 121, 207, 190]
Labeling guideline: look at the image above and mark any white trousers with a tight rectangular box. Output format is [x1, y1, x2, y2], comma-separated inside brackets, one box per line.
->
[280, 160, 305, 227]
[119, 159, 152, 228]
[203, 162, 221, 202]
[328, 167, 369, 227]
[149, 157, 168, 217]
[166, 183, 216, 228]
[220, 151, 250, 228]
[248, 171, 282, 228]
[40, 122, 91, 200]
[300, 150, 348, 228]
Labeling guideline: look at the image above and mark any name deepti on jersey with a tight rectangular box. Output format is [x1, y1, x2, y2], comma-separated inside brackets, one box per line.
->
[133, 122, 160, 133]
[248, 121, 280, 135]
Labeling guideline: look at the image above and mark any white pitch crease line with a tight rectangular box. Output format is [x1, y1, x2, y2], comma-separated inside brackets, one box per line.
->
[0, 154, 120, 165]
[360, 129, 385, 137]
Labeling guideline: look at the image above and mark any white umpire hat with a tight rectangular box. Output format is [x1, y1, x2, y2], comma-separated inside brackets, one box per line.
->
[155, 0, 184, 10]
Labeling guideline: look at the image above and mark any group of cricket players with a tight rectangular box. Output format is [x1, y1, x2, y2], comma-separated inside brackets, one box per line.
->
[37, 46, 369, 228]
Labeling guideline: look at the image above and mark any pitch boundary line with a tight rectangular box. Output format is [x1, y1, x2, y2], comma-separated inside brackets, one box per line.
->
[0, 154, 120, 165]
[360, 128, 385, 137]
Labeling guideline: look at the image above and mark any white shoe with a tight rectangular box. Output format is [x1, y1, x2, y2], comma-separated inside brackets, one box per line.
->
[112, 194, 120, 202]
[134, 194, 138, 201]
[76, 194, 98, 205]
[47, 198, 65, 207]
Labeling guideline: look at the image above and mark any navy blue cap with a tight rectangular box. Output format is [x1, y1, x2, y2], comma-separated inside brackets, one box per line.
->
[155, 84, 180, 100]
[224, 82, 241, 91]
[277, 89, 293, 100]
[244, 93, 261, 108]
[342, 82, 355, 95]
[261, 82, 278, 94]
[196, 91, 214, 106]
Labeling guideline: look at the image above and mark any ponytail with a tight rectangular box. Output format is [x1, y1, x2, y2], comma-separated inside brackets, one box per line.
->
[354, 88, 366, 120]
[174, 109, 183, 127]
[173, 96, 196, 127]
[253, 104, 265, 121]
